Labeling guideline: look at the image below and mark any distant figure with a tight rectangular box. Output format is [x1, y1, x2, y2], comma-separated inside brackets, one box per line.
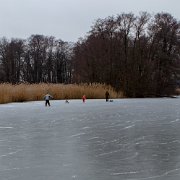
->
[44, 93, 53, 106]
[65, 99, 69, 103]
[105, 91, 110, 102]
[82, 95, 86, 103]
[64, 95, 69, 103]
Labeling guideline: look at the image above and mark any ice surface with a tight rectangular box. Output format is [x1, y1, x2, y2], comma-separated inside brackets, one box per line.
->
[0, 98, 180, 180]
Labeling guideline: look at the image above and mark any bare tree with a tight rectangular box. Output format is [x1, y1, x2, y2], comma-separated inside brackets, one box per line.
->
[148, 13, 180, 95]
[73, 12, 180, 97]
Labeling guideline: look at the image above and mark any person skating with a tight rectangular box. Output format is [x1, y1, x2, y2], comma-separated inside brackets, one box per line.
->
[65, 95, 69, 103]
[82, 95, 86, 103]
[44, 93, 53, 106]
[65, 99, 69, 103]
[105, 91, 110, 102]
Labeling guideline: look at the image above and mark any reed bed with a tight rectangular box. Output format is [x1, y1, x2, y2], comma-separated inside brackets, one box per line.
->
[0, 83, 123, 104]
[175, 88, 180, 95]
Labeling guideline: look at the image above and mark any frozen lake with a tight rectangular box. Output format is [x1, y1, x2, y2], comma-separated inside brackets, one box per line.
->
[0, 98, 180, 180]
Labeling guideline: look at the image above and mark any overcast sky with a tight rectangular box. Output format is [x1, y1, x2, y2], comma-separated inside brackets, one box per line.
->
[0, 0, 179, 42]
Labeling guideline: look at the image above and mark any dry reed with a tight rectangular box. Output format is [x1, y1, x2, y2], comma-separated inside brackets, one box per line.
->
[175, 88, 180, 95]
[0, 83, 123, 104]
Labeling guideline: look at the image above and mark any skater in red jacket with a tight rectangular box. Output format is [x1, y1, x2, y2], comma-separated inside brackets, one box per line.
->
[82, 95, 86, 103]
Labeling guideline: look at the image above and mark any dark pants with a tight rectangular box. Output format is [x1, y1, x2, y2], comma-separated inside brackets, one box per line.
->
[45, 100, 50, 106]
[106, 96, 109, 102]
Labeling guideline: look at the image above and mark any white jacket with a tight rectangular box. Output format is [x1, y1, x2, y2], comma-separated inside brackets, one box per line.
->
[44, 94, 53, 100]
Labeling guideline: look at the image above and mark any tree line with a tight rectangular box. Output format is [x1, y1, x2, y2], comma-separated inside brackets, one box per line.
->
[0, 12, 179, 97]
[0, 35, 73, 84]
[73, 12, 180, 97]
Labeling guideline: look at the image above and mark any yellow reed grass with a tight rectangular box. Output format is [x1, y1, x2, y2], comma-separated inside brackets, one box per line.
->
[0, 83, 123, 104]
[175, 88, 180, 95]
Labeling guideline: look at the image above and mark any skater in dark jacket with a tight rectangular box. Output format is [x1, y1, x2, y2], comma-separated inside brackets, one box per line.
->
[105, 91, 110, 102]
[44, 93, 53, 106]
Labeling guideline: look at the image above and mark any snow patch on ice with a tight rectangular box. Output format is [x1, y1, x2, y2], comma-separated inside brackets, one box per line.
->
[69, 133, 86, 138]
[170, 119, 180, 123]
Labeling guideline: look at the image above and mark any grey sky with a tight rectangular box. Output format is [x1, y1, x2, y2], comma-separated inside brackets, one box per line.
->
[0, 0, 179, 42]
